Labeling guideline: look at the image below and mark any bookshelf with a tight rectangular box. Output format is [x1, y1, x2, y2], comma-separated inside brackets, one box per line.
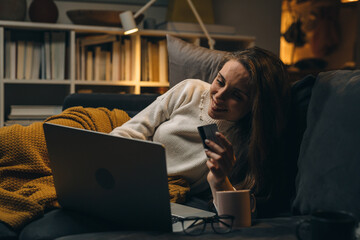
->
[0, 20, 255, 127]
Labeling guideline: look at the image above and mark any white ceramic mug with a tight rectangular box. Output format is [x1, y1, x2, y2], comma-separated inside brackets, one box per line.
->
[216, 190, 256, 228]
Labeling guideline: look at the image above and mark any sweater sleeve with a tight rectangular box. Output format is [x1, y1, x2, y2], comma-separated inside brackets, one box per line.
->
[110, 79, 199, 140]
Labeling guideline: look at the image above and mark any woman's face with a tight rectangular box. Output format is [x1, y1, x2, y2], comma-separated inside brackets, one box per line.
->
[208, 60, 252, 122]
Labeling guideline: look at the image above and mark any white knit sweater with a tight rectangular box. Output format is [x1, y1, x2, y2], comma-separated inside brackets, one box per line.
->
[110, 79, 239, 194]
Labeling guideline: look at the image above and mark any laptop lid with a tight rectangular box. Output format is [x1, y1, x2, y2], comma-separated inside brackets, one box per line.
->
[43, 123, 172, 232]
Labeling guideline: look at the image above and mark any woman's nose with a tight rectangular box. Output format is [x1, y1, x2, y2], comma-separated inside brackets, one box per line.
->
[214, 88, 228, 100]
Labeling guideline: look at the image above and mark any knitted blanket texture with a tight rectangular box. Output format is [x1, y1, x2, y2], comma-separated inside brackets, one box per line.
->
[0, 106, 189, 230]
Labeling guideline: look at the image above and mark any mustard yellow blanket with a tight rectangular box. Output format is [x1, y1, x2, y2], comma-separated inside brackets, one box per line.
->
[0, 107, 189, 230]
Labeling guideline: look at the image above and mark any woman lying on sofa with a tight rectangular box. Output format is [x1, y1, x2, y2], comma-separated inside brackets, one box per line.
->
[110, 46, 291, 217]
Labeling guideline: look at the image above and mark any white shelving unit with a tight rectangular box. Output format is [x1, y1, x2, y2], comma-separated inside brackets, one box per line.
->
[0, 20, 255, 127]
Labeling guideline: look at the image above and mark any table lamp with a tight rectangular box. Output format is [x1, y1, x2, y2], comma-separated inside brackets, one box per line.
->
[119, 0, 215, 49]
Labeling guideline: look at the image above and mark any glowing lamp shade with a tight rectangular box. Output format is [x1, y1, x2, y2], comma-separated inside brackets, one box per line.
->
[341, 0, 358, 2]
[120, 10, 138, 35]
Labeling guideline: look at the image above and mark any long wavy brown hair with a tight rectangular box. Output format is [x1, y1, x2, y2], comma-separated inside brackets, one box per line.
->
[219, 47, 291, 199]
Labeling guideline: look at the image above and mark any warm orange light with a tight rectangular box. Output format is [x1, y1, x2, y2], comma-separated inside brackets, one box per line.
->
[341, 0, 358, 3]
[124, 28, 138, 35]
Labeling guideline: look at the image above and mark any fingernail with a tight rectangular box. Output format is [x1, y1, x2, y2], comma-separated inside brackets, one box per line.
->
[205, 139, 210, 144]
[215, 132, 220, 136]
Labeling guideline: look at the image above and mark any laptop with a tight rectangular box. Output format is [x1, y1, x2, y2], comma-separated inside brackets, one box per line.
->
[43, 123, 215, 232]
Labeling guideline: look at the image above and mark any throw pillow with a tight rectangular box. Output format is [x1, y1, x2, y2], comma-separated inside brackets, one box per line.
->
[292, 70, 360, 218]
[166, 35, 227, 88]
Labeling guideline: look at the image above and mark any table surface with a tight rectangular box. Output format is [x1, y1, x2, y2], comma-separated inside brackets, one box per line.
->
[56, 216, 304, 240]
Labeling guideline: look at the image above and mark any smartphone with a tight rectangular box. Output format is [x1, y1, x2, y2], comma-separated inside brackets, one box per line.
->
[197, 123, 221, 149]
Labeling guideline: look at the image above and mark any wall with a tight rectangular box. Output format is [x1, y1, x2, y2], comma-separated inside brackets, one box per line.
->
[25, 0, 282, 54]
[213, 0, 282, 55]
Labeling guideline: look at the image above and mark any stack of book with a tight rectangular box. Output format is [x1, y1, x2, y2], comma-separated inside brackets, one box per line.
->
[140, 38, 168, 83]
[5, 105, 63, 126]
[4, 30, 67, 81]
[75, 34, 168, 83]
[75, 34, 135, 81]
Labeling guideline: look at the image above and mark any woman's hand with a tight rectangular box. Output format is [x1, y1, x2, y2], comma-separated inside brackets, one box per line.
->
[205, 131, 236, 201]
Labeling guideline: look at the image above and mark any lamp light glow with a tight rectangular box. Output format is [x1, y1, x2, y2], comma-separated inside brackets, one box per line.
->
[124, 28, 139, 35]
[341, 0, 358, 2]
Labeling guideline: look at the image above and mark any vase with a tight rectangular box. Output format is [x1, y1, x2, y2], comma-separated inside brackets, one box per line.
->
[29, 0, 59, 23]
[0, 0, 26, 21]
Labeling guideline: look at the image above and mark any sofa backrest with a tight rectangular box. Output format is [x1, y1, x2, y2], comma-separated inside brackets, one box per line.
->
[62, 93, 159, 118]
[292, 70, 360, 219]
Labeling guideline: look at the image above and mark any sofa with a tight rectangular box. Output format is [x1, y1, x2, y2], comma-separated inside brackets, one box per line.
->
[1, 35, 360, 240]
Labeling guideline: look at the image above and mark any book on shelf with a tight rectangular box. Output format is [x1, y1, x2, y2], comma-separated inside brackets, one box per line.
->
[31, 42, 42, 79]
[76, 38, 81, 80]
[80, 41, 86, 80]
[51, 31, 66, 80]
[112, 40, 121, 81]
[141, 38, 149, 81]
[105, 51, 112, 81]
[16, 40, 25, 80]
[130, 36, 139, 81]
[124, 38, 132, 80]
[120, 42, 126, 80]
[40, 43, 46, 79]
[151, 41, 160, 82]
[94, 46, 102, 81]
[158, 39, 168, 84]
[8, 105, 63, 120]
[24, 41, 34, 80]
[147, 41, 153, 82]
[86, 50, 93, 81]
[4, 31, 16, 79]
[4, 31, 11, 79]
[44, 32, 52, 80]
[99, 50, 107, 81]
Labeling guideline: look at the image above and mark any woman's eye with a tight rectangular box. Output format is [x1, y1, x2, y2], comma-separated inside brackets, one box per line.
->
[216, 79, 225, 86]
[233, 92, 243, 101]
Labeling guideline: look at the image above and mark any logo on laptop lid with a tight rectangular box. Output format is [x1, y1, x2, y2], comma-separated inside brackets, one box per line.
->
[95, 168, 115, 189]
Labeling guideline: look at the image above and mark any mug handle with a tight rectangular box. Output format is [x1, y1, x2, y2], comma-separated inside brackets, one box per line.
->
[250, 193, 256, 213]
[296, 219, 311, 240]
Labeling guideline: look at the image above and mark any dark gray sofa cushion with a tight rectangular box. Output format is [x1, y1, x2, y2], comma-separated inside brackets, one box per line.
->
[19, 209, 117, 240]
[0, 222, 17, 240]
[166, 35, 227, 88]
[292, 70, 360, 218]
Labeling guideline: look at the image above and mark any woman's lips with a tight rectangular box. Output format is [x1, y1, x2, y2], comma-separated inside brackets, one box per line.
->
[211, 98, 227, 112]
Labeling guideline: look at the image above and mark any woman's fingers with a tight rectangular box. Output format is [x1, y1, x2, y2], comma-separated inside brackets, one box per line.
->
[215, 132, 233, 152]
[205, 148, 234, 177]
[205, 133, 234, 158]
[206, 158, 223, 179]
